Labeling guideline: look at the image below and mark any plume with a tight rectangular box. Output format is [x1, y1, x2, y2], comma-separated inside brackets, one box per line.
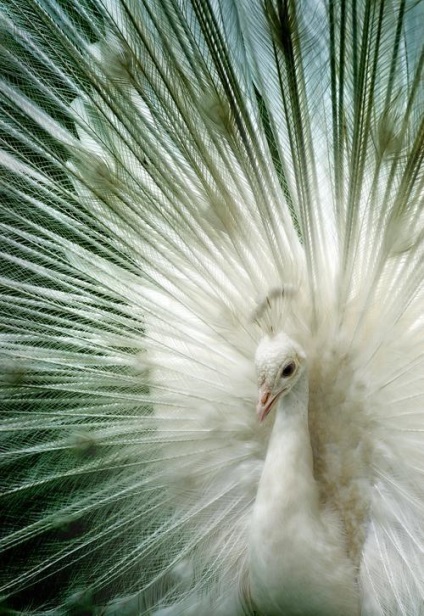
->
[1, 0, 424, 614]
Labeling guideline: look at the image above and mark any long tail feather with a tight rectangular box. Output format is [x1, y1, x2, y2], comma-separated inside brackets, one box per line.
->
[1, 1, 424, 614]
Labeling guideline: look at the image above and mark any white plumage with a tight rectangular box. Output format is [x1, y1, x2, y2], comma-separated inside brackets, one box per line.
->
[1, 0, 424, 614]
[251, 333, 359, 616]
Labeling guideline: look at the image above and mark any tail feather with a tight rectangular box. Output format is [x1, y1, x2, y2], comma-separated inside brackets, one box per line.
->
[1, 0, 424, 614]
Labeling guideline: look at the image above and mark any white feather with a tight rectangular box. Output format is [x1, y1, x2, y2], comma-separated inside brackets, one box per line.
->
[1, 0, 424, 614]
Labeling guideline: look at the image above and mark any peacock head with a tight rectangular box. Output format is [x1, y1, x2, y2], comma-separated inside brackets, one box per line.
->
[255, 332, 306, 422]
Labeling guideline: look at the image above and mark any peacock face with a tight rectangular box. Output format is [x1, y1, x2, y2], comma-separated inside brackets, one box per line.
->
[255, 332, 306, 422]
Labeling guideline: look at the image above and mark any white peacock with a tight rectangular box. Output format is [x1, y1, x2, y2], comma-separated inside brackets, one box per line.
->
[1, 1, 424, 615]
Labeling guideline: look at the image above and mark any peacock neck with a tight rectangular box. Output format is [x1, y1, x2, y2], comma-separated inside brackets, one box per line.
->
[254, 374, 316, 526]
[250, 373, 316, 559]
[249, 372, 359, 615]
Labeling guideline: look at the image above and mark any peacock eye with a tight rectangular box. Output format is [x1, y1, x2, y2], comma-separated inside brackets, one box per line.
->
[281, 361, 296, 378]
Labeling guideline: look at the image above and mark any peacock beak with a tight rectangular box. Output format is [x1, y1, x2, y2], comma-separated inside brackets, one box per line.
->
[256, 388, 279, 423]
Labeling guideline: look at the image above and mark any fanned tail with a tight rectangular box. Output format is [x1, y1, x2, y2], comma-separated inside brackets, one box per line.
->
[1, 1, 424, 614]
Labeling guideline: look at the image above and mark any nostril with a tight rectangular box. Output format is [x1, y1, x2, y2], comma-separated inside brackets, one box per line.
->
[261, 391, 270, 405]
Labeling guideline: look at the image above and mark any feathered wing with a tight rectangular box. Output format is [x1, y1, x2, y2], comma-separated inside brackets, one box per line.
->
[1, 0, 424, 614]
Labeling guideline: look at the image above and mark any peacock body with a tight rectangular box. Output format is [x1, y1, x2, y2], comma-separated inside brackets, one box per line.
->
[1, 0, 424, 614]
